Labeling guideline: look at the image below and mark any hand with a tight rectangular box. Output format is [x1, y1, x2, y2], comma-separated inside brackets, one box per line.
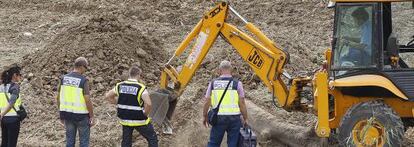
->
[0, 114, 3, 121]
[243, 119, 248, 127]
[241, 117, 248, 127]
[59, 119, 65, 126]
[203, 116, 209, 128]
[89, 117, 96, 127]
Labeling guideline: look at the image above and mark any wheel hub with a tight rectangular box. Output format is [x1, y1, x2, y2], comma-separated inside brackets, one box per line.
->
[352, 117, 385, 146]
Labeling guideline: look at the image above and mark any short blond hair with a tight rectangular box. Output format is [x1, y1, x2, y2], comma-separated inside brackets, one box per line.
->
[219, 60, 232, 70]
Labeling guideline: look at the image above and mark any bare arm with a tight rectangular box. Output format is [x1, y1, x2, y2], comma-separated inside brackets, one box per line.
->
[203, 97, 210, 118]
[141, 90, 151, 116]
[84, 95, 94, 118]
[105, 89, 118, 104]
[202, 97, 211, 127]
[239, 98, 248, 123]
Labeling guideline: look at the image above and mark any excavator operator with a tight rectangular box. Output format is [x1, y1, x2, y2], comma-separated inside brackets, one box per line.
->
[341, 7, 373, 67]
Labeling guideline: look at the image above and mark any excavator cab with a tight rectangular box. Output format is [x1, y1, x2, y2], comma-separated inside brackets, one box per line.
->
[327, 1, 414, 146]
[331, 1, 414, 77]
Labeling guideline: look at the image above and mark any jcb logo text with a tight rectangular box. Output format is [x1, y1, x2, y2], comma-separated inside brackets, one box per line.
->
[209, 6, 222, 18]
[248, 49, 264, 69]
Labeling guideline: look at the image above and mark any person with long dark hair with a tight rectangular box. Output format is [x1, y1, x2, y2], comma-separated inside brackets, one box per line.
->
[0, 66, 23, 147]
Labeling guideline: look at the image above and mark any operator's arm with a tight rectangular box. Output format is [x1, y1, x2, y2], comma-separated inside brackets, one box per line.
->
[141, 89, 151, 116]
[237, 81, 248, 125]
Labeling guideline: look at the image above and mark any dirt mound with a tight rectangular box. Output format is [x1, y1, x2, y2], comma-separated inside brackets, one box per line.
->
[18, 13, 167, 146]
[23, 13, 165, 94]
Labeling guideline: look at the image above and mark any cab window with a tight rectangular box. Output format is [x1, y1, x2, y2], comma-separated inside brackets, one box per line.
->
[333, 5, 376, 73]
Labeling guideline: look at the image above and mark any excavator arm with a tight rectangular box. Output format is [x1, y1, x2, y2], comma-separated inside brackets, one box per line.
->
[152, 1, 329, 138]
[158, 1, 310, 109]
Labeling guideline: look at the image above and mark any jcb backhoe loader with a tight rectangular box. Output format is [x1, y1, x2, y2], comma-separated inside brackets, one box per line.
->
[150, 0, 414, 146]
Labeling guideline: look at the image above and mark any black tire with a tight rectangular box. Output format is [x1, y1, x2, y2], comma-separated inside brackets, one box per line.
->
[338, 101, 404, 147]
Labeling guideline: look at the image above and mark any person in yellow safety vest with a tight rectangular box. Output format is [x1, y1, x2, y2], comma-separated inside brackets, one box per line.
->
[0, 66, 23, 147]
[56, 57, 95, 147]
[202, 60, 248, 147]
[105, 64, 158, 147]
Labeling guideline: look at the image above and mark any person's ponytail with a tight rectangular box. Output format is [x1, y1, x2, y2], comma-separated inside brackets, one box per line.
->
[1, 66, 21, 86]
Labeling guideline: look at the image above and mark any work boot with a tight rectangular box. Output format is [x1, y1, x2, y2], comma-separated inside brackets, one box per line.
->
[162, 119, 173, 135]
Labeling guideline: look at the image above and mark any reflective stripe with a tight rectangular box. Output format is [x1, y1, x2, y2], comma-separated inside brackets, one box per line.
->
[117, 104, 143, 111]
[218, 104, 240, 109]
[60, 108, 89, 114]
[121, 119, 147, 123]
[61, 101, 86, 107]
[4, 112, 18, 116]
[217, 112, 241, 115]
[119, 118, 151, 126]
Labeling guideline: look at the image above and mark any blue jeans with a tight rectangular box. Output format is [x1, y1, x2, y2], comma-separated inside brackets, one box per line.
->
[207, 115, 241, 147]
[122, 123, 158, 147]
[64, 118, 90, 147]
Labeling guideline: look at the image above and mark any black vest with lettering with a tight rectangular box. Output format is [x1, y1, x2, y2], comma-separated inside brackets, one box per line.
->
[116, 81, 147, 121]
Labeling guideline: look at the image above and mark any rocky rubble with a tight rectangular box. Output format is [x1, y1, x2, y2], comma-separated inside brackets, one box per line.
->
[22, 14, 166, 97]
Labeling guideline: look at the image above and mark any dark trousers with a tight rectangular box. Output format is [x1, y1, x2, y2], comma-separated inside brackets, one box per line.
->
[208, 115, 241, 147]
[1, 117, 20, 147]
[122, 123, 158, 147]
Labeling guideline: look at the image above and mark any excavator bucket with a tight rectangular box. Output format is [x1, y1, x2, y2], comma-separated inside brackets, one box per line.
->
[149, 89, 173, 125]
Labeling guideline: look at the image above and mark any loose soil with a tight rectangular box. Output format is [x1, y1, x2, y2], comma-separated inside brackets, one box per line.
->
[0, 0, 413, 146]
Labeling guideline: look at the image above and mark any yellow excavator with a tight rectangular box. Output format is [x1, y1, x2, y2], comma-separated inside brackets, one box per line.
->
[150, 0, 414, 146]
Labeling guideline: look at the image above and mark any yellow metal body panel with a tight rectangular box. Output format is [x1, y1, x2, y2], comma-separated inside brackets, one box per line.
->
[174, 20, 203, 57]
[314, 72, 331, 137]
[324, 49, 331, 69]
[328, 89, 414, 129]
[330, 75, 408, 100]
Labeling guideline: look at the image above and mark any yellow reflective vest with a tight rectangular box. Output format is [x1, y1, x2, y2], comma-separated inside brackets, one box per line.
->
[210, 78, 240, 115]
[59, 74, 88, 114]
[0, 84, 21, 116]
